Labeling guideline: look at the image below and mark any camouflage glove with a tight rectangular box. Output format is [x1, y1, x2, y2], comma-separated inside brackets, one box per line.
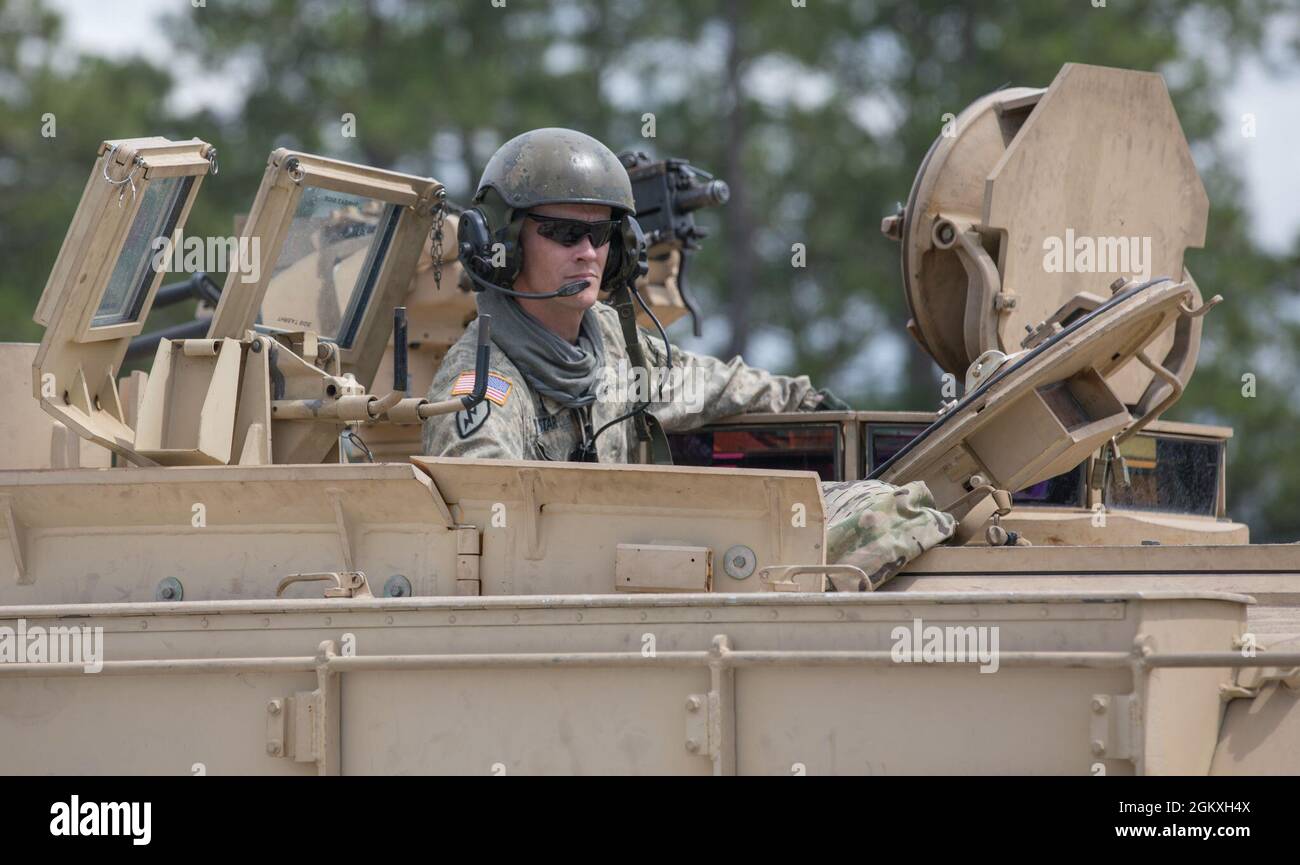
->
[813, 388, 852, 411]
[821, 479, 956, 590]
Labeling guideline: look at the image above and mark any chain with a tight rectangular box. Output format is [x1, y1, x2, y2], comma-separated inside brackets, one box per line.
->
[430, 188, 448, 292]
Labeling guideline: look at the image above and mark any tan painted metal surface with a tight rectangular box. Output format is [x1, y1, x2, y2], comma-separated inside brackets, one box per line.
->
[0, 459, 825, 602]
[893, 544, 1300, 647]
[0, 344, 110, 471]
[1211, 635, 1300, 774]
[0, 592, 1247, 775]
[892, 64, 1207, 408]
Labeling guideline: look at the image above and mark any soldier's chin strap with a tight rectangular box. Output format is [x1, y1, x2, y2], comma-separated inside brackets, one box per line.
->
[596, 280, 674, 465]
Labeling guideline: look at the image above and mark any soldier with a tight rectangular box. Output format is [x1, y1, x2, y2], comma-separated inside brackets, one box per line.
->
[423, 127, 954, 588]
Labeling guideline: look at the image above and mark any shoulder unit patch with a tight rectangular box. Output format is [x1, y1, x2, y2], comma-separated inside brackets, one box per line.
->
[454, 399, 492, 439]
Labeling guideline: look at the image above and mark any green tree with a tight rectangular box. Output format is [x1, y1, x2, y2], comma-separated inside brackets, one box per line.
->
[0, 0, 194, 340]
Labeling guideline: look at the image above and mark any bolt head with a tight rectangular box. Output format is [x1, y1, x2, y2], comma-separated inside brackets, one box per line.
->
[686, 696, 702, 713]
[1090, 740, 1106, 756]
[1091, 697, 1106, 714]
[267, 700, 282, 716]
[685, 739, 700, 754]
[267, 742, 282, 756]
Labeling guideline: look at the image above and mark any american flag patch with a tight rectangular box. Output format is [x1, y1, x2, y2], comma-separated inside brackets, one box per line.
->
[451, 370, 512, 406]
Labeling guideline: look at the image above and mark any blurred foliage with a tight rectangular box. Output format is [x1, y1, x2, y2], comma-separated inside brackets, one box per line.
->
[1, 0, 1298, 537]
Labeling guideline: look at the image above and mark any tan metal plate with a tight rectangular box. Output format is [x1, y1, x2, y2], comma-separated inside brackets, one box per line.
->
[900, 86, 1043, 375]
[206, 149, 443, 390]
[874, 279, 1192, 512]
[32, 137, 215, 465]
[898, 64, 1209, 407]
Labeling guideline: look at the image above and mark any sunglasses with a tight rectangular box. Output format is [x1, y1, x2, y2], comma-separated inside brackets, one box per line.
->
[527, 213, 620, 248]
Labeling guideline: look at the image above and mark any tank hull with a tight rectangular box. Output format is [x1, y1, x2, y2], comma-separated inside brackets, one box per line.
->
[0, 589, 1275, 775]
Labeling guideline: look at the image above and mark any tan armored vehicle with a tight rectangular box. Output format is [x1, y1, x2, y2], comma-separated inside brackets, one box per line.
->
[1, 63, 1297, 775]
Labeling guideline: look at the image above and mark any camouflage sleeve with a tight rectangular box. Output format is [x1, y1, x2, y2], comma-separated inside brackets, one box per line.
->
[421, 341, 529, 459]
[638, 327, 823, 431]
[821, 479, 956, 590]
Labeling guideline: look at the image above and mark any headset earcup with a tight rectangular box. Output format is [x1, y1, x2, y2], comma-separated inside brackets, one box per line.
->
[601, 215, 646, 290]
[457, 208, 493, 290]
[627, 216, 648, 280]
[618, 216, 648, 286]
[465, 191, 525, 289]
[458, 209, 490, 254]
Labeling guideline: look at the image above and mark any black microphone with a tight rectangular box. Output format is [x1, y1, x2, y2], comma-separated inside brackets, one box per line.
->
[464, 267, 593, 300]
[556, 279, 590, 297]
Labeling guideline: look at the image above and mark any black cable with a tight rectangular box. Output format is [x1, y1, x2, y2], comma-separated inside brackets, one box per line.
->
[584, 398, 646, 454]
[631, 282, 672, 370]
[342, 429, 375, 463]
[583, 283, 676, 455]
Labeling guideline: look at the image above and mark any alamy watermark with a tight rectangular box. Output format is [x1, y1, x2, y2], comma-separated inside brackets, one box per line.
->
[151, 229, 261, 284]
[594, 359, 710, 412]
[891, 618, 1000, 674]
[0, 618, 104, 673]
[1042, 229, 1151, 281]
[50, 795, 150, 845]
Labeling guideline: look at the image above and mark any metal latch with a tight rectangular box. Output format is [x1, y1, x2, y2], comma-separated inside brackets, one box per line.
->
[757, 564, 872, 592]
[1222, 639, 1300, 700]
[964, 349, 1022, 394]
[984, 489, 1030, 547]
[275, 571, 374, 599]
[1090, 437, 1131, 498]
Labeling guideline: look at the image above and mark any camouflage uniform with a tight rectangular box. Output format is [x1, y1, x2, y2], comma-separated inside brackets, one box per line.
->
[821, 479, 955, 589]
[422, 301, 955, 586]
[423, 301, 823, 461]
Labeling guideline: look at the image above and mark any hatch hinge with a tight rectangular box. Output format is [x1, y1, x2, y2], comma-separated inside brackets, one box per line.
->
[683, 635, 737, 775]
[1089, 692, 1140, 765]
[456, 526, 481, 596]
[266, 640, 340, 775]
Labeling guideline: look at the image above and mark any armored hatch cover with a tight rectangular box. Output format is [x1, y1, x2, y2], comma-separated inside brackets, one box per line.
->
[872, 278, 1201, 535]
[892, 63, 1209, 415]
[32, 137, 216, 462]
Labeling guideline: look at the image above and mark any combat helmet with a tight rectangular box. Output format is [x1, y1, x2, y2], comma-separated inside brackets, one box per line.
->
[459, 128, 642, 293]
